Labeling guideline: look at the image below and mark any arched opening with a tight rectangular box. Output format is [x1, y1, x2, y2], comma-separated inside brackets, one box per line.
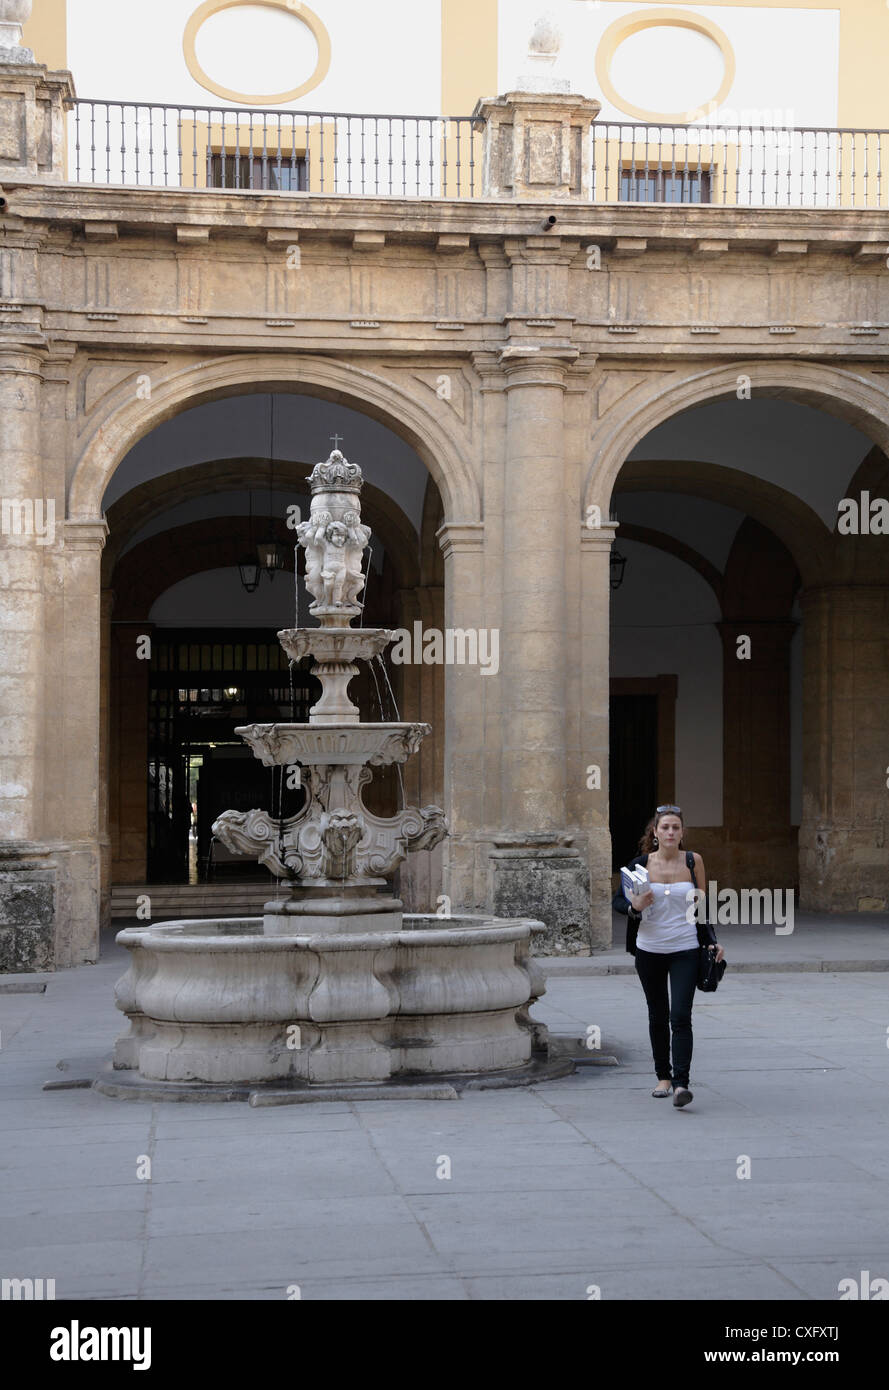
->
[99, 388, 447, 916]
[606, 391, 884, 908]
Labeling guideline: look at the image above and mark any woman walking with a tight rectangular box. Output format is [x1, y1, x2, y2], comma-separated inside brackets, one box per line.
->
[616, 806, 725, 1109]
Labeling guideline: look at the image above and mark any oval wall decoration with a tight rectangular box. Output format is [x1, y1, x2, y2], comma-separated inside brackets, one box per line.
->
[594, 8, 735, 125]
[183, 0, 332, 105]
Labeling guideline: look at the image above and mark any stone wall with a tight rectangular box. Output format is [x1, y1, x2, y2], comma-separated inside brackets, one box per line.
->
[0, 68, 887, 965]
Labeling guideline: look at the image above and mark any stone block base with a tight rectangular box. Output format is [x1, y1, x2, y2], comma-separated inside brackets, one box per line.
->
[0, 841, 101, 971]
[799, 820, 889, 912]
[0, 844, 55, 972]
[489, 837, 592, 955]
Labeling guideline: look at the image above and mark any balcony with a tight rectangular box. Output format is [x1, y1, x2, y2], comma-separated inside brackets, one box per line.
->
[69, 100, 889, 210]
[71, 102, 482, 200]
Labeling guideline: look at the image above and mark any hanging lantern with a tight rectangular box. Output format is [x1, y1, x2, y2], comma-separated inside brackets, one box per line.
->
[257, 533, 287, 579]
[610, 548, 628, 590]
[238, 555, 261, 593]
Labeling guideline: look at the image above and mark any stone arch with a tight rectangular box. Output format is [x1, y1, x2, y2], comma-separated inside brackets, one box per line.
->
[69, 352, 480, 524]
[587, 360, 889, 541]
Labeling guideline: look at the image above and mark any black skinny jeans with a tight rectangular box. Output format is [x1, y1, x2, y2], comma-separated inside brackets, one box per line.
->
[634, 946, 699, 1088]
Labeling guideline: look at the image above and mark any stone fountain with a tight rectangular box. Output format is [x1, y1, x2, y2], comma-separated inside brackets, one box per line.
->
[104, 448, 563, 1100]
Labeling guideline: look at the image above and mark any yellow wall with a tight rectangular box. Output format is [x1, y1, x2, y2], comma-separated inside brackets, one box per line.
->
[23, 0, 67, 70]
[442, 0, 498, 113]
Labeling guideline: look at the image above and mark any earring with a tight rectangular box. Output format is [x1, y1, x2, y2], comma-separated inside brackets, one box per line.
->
[652, 835, 659, 848]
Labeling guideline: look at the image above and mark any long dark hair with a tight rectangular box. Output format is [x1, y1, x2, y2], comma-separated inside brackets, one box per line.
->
[639, 809, 685, 854]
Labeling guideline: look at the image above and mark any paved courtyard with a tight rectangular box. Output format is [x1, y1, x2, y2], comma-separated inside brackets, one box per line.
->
[1, 919, 888, 1301]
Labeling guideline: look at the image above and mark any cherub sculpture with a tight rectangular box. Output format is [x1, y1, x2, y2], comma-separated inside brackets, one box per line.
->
[319, 521, 350, 608]
[341, 509, 372, 606]
[296, 508, 332, 609]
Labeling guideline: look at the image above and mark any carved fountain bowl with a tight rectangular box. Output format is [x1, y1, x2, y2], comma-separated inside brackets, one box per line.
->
[277, 628, 393, 665]
[111, 914, 548, 1088]
[235, 721, 431, 767]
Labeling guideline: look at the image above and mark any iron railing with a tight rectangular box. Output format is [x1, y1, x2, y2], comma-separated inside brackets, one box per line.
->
[72, 100, 482, 198]
[594, 121, 889, 209]
[70, 102, 889, 209]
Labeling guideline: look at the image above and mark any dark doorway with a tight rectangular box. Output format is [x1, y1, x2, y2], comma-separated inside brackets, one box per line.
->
[609, 692, 659, 870]
[147, 629, 315, 883]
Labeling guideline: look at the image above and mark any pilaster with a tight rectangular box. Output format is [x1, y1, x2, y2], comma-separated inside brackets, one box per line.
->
[799, 584, 889, 911]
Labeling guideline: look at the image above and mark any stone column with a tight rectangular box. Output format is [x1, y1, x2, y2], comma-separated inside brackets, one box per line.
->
[0, 9, 80, 971]
[0, 344, 45, 842]
[486, 353, 590, 953]
[98, 587, 113, 930]
[438, 522, 488, 914]
[799, 585, 889, 911]
[47, 519, 108, 966]
[0, 343, 52, 970]
[573, 523, 619, 949]
[500, 354, 568, 825]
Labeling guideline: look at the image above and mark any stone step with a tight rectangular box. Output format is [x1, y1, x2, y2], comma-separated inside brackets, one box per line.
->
[110, 884, 277, 919]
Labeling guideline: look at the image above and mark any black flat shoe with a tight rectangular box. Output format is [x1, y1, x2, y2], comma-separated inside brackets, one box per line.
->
[673, 1087, 694, 1108]
[651, 1084, 672, 1097]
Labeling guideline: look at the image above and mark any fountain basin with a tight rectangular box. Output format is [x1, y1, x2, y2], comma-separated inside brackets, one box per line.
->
[112, 914, 547, 1087]
[235, 722, 430, 767]
[277, 628, 393, 664]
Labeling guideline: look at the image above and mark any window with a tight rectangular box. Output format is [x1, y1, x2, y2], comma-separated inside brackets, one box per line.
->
[619, 167, 712, 203]
[208, 152, 308, 191]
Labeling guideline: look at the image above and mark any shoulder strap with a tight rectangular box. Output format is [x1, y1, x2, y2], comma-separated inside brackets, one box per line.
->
[686, 850, 697, 886]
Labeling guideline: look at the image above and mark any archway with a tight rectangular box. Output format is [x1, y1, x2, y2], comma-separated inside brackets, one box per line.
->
[602, 382, 888, 913]
[69, 353, 481, 523]
[83, 372, 457, 926]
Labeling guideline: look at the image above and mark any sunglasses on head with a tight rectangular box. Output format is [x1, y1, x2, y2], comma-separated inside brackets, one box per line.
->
[656, 805, 682, 815]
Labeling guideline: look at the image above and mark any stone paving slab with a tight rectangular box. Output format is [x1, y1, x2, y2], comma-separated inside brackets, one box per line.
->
[1, 931, 888, 1300]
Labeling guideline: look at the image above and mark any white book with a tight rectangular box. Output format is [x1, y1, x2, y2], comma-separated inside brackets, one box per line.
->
[620, 865, 649, 901]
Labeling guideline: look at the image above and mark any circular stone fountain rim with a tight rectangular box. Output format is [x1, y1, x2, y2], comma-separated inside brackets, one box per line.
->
[237, 722, 431, 731]
[116, 914, 544, 950]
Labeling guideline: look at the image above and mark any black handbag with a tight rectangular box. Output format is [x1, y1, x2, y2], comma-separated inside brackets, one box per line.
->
[686, 857, 726, 992]
[698, 946, 727, 993]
